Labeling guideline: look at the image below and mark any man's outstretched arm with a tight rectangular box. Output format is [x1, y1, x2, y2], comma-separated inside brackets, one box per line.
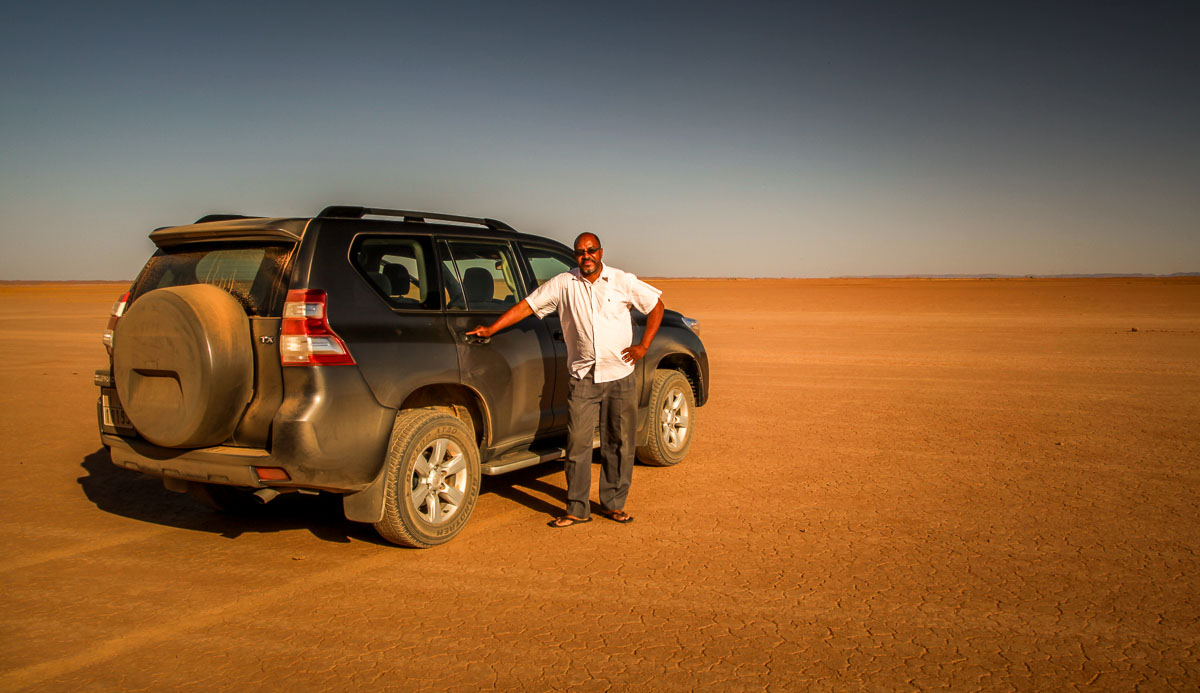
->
[466, 300, 535, 338]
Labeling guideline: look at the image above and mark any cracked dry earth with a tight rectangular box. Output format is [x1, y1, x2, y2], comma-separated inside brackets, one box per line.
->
[1, 278, 1198, 691]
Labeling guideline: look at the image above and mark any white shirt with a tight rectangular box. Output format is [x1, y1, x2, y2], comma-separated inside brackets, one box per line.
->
[525, 264, 662, 383]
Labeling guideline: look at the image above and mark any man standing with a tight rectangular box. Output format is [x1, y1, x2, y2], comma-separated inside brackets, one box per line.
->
[467, 233, 665, 528]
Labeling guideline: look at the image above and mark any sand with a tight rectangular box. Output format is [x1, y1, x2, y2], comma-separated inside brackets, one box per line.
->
[1, 278, 1197, 690]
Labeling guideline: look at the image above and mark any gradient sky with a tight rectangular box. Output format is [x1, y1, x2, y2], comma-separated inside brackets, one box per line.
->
[2, 1, 1197, 279]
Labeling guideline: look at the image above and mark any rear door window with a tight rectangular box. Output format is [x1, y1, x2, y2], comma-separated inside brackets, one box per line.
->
[351, 236, 439, 310]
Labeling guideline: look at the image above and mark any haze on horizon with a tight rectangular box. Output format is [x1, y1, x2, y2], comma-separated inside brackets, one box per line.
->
[2, 1, 1197, 280]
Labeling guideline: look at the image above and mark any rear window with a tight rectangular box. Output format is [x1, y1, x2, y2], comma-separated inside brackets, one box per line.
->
[130, 243, 295, 317]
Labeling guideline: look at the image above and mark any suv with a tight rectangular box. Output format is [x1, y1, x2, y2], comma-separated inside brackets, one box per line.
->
[96, 206, 709, 547]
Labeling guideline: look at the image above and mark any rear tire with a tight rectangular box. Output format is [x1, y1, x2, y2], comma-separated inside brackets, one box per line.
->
[374, 410, 481, 548]
[636, 370, 696, 467]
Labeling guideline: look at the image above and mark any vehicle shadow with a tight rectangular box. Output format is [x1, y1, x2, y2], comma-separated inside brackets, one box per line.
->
[77, 448, 388, 546]
[81, 448, 622, 543]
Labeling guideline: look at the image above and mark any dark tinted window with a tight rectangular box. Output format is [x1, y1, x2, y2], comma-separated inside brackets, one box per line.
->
[441, 240, 523, 312]
[351, 236, 439, 310]
[522, 245, 574, 287]
[130, 243, 294, 317]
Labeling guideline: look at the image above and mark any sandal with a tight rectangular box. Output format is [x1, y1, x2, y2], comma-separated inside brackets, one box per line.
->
[548, 515, 593, 528]
[599, 509, 634, 524]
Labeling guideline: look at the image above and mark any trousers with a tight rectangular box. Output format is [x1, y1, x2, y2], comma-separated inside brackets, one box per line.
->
[564, 369, 637, 519]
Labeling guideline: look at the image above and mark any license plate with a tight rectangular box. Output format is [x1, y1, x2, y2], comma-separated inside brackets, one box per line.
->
[102, 394, 133, 429]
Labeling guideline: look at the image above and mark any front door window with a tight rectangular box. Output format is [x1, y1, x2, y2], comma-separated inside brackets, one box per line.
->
[442, 241, 522, 312]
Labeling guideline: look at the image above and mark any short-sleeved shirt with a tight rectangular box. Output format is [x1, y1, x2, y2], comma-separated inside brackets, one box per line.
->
[525, 263, 662, 383]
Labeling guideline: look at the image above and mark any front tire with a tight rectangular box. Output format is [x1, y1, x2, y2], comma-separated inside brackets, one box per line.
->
[374, 410, 481, 548]
[636, 370, 696, 467]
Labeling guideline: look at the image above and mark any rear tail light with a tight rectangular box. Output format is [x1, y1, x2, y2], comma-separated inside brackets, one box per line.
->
[280, 289, 356, 366]
[102, 291, 130, 353]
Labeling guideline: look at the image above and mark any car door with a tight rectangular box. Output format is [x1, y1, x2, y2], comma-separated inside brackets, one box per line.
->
[336, 233, 458, 408]
[440, 238, 562, 455]
[515, 242, 575, 430]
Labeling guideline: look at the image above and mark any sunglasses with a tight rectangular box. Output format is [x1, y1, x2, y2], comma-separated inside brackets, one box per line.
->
[574, 246, 601, 256]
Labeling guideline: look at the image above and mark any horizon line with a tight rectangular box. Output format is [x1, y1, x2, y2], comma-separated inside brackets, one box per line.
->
[3, 272, 1198, 284]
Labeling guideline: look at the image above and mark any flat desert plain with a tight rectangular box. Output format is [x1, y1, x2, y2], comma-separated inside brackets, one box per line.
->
[1, 278, 1198, 691]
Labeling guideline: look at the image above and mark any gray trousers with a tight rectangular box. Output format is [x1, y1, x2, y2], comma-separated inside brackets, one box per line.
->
[565, 369, 637, 519]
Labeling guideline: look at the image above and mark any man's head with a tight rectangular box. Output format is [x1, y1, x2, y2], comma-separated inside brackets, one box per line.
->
[573, 232, 603, 279]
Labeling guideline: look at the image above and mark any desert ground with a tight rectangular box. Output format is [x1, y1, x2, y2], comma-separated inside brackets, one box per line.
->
[1, 278, 1197, 691]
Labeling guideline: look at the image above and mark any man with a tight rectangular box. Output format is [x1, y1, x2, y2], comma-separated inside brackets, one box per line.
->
[467, 233, 665, 528]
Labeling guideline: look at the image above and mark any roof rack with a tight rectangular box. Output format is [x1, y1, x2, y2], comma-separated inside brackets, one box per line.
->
[317, 206, 516, 233]
[195, 214, 262, 224]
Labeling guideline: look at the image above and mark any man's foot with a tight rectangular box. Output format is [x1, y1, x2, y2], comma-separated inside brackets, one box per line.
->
[598, 509, 634, 524]
[548, 515, 593, 528]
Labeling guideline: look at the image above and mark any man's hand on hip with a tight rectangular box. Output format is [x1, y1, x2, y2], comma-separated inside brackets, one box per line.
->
[620, 344, 648, 364]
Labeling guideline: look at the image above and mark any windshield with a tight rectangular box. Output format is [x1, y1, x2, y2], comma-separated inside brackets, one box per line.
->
[130, 243, 295, 317]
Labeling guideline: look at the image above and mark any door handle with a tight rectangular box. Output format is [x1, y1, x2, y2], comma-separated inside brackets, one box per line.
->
[463, 333, 490, 344]
[552, 331, 564, 341]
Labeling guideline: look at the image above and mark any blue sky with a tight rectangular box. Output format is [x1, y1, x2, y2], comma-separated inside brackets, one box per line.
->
[2, 1, 1197, 279]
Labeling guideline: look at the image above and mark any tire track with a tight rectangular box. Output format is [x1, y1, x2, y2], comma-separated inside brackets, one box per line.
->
[0, 508, 521, 691]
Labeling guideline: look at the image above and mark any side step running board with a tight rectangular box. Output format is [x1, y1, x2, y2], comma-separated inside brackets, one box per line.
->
[480, 432, 602, 476]
[481, 447, 565, 476]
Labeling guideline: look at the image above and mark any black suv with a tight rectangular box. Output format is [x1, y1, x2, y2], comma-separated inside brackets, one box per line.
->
[96, 206, 709, 547]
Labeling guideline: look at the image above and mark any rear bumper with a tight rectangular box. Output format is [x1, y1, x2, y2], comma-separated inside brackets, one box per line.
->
[98, 366, 397, 493]
[105, 435, 275, 487]
[101, 426, 388, 493]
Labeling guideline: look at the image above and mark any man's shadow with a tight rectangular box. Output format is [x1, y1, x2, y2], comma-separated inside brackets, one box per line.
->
[480, 449, 642, 518]
[481, 462, 566, 517]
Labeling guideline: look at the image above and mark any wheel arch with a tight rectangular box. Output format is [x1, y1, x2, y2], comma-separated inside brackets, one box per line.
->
[399, 383, 490, 449]
[343, 386, 489, 526]
[649, 353, 704, 406]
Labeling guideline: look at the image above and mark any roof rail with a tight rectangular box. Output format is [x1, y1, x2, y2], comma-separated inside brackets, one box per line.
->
[317, 206, 516, 233]
[194, 214, 261, 224]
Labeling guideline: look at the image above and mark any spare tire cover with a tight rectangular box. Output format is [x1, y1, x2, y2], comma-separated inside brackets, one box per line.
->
[113, 284, 254, 448]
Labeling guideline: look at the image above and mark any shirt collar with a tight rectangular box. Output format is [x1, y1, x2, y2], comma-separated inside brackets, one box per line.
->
[569, 264, 610, 283]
